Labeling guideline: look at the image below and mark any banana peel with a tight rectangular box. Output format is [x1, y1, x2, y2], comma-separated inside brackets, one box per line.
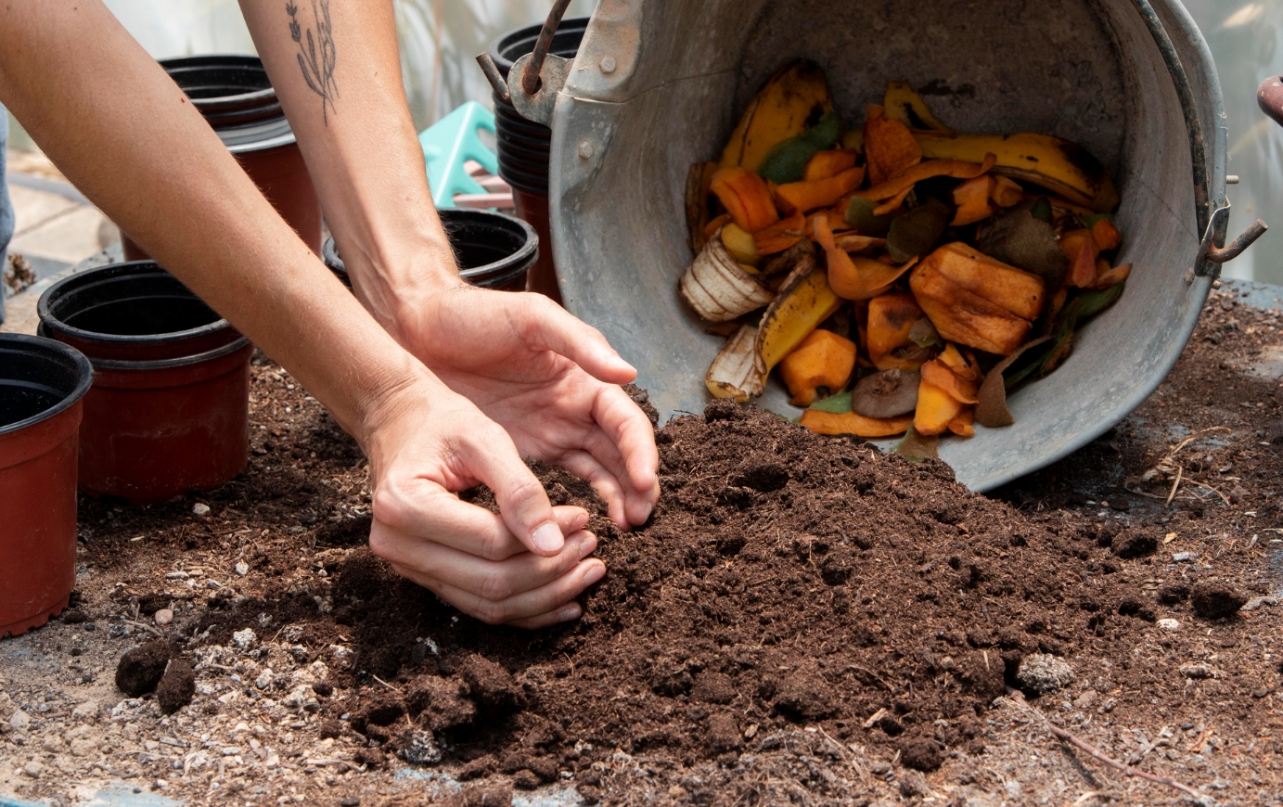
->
[883, 81, 954, 133]
[679, 227, 774, 322]
[705, 324, 763, 401]
[914, 131, 1119, 213]
[754, 250, 841, 377]
[719, 60, 833, 174]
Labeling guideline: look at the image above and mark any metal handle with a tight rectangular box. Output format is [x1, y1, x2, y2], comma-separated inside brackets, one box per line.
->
[474, 0, 574, 127]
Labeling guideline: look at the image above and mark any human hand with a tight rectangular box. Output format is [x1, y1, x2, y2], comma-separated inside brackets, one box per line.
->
[390, 283, 660, 533]
[360, 371, 607, 628]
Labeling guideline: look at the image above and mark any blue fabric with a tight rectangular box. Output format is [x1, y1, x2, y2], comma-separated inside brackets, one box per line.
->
[0, 105, 11, 324]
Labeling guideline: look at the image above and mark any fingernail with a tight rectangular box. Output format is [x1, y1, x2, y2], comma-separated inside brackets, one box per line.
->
[558, 603, 583, 622]
[578, 533, 598, 557]
[572, 510, 591, 530]
[583, 563, 606, 586]
[531, 522, 564, 553]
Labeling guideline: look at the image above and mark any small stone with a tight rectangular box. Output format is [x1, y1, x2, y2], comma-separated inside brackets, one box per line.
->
[1157, 618, 1180, 631]
[192, 503, 211, 516]
[1179, 663, 1216, 680]
[234, 561, 249, 577]
[1171, 552, 1195, 563]
[72, 700, 99, 720]
[899, 770, 929, 797]
[340, 798, 360, 807]
[153, 609, 174, 626]
[22, 761, 43, 778]
[9, 710, 31, 731]
[254, 669, 275, 691]
[232, 628, 256, 650]
[1016, 654, 1075, 693]
[397, 728, 442, 765]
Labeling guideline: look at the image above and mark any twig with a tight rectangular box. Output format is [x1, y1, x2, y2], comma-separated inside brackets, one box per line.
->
[816, 726, 869, 785]
[1009, 693, 1209, 804]
[371, 674, 402, 693]
[121, 618, 162, 636]
[1165, 464, 1184, 506]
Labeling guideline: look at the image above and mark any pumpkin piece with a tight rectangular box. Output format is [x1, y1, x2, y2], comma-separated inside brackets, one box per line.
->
[799, 409, 912, 438]
[990, 176, 1026, 207]
[856, 154, 996, 207]
[1091, 262, 1131, 289]
[718, 60, 833, 174]
[803, 149, 859, 182]
[910, 263, 1033, 355]
[815, 213, 917, 301]
[753, 212, 806, 255]
[866, 292, 924, 368]
[711, 167, 780, 232]
[951, 176, 997, 226]
[863, 105, 923, 186]
[936, 342, 981, 381]
[947, 408, 976, 437]
[915, 379, 966, 436]
[702, 213, 732, 241]
[1091, 217, 1122, 250]
[1059, 228, 1100, 288]
[779, 329, 857, 406]
[774, 167, 866, 214]
[720, 222, 761, 265]
[754, 251, 841, 377]
[920, 358, 979, 404]
[918, 242, 1045, 321]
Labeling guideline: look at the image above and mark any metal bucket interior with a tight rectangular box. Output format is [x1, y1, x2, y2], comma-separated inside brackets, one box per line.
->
[548, 0, 1227, 491]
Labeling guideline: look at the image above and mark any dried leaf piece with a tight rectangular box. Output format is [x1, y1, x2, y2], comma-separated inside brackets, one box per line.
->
[774, 167, 866, 214]
[864, 104, 923, 186]
[705, 324, 763, 401]
[711, 167, 780, 232]
[719, 60, 833, 174]
[887, 198, 954, 264]
[758, 111, 843, 185]
[974, 336, 1052, 427]
[845, 196, 897, 238]
[780, 329, 857, 407]
[882, 81, 954, 133]
[894, 423, 939, 460]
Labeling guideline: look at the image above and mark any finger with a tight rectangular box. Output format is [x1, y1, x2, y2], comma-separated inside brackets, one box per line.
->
[373, 473, 589, 561]
[383, 530, 598, 604]
[507, 601, 583, 629]
[518, 296, 637, 384]
[416, 558, 606, 626]
[592, 386, 661, 523]
[557, 450, 628, 528]
[453, 425, 565, 557]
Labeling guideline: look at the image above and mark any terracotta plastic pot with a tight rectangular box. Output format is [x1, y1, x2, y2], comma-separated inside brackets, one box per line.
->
[0, 334, 93, 638]
[323, 208, 538, 293]
[38, 262, 252, 502]
[122, 55, 321, 259]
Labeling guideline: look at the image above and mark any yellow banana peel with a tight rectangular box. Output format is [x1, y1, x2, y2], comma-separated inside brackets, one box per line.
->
[719, 60, 833, 174]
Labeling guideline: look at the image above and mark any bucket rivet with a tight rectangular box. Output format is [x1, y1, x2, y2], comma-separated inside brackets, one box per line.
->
[578, 140, 595, 160]
[599, 55, 616, 74]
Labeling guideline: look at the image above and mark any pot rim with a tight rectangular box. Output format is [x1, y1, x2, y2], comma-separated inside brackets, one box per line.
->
[0, 334, 93, 438]
[38, 260, 234, 348]
[89, 335, 252, 372]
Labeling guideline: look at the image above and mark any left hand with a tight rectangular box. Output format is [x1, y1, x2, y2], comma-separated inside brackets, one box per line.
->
[390, 282, 660, 532]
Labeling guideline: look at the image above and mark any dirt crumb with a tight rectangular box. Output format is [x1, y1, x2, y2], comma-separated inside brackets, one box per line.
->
[1191, 582, 1248, 619]
[155, 659, 196, 714]
[115, 639, 176, 696]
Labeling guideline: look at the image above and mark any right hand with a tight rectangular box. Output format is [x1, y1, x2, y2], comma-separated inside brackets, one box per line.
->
[359, 371, 606, 628]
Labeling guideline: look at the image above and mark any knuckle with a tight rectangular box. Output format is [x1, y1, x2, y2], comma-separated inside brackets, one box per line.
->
[479, 569, 515, 602]
[504, 474, 547, 510]
[371, 483, 412, 531]
[475, 600, 508, 625]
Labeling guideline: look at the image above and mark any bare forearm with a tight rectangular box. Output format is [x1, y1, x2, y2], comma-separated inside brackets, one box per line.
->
[238, 0, 459, 332]
[0, 1, 434, 444]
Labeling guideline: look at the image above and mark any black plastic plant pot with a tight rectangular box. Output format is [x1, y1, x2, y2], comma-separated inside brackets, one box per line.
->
[37, 261, 252, 503]
[0, 334, 93, 638]
[121, 55, 321, 258]
[324, 208, 539, 292]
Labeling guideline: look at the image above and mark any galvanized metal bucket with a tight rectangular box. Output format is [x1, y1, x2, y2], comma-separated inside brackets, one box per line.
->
[490, 0, 1264, 491]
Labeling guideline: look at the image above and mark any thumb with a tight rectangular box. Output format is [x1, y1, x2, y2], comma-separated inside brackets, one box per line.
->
[521, 296, 637, 384]
[459, 422, 565, 557]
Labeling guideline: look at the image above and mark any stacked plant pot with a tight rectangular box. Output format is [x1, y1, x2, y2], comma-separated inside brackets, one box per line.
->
[122, 55, 321, 259]
[487, 17, 589, 303]
[0, 334, 92, 637]
[38, 261, 253, 503]
[323, 208, 538, 292]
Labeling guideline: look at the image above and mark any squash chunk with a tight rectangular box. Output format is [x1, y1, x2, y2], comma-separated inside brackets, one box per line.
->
[711, 167, 779, 232]
[803, 149, 859, 182]
[920, 242, 1045, 321]
[910, 264, 1032, 356]
[866, 292, 924, 369]
[915, 379, 965, 436]
[779, 329, 857, 406]
[800, 409, 912, 438]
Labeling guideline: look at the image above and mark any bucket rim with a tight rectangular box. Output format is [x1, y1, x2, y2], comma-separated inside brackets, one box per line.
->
[0, 334, 93, 438]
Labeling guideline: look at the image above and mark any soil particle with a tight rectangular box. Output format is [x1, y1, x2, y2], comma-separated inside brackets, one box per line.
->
[707, 713, 742, 751]
[459, 654, 524, 714]
[443, 785, 513, 807]
[898, 731, 944, 772]
[1109, 529, 1157, 558]
[511, 769, 540, 790]
[114, 639, 176, 696]
[1190, 582, 1248, 619]
[155, 659, 196, 714]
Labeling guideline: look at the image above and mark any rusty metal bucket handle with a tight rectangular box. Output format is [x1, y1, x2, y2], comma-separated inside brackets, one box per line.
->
[476, 0, 574, 125]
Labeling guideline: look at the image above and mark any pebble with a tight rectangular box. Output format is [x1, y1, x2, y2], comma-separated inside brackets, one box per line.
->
[1171, 551, 1195, 562]
[154, 608, 174, 626]
[234, 561, 249, 577]
[22, 761, 43, 778]
[192, 503, 211, 516]
[1180, 663, 1216, 680]
[72, 700, 99, 720]
[1016, 654, 1075, 693]
[9, 710, 31, 731]
[232, 628, 257, 650]
[1158, 618, 1180, 631]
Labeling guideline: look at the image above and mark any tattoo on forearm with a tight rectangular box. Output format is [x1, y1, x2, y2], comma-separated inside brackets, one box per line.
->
[286, 0, 338, 124]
